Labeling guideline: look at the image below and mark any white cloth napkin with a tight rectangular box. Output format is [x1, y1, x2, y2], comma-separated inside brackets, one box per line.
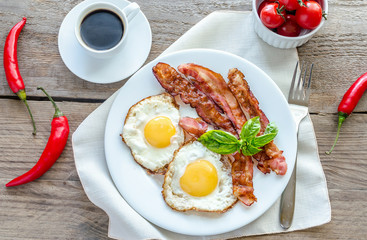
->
[72, 11, 331, 240]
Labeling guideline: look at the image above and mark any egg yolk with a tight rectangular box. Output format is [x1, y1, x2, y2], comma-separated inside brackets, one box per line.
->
[144, 116, 176, 148]
[180, 160, 218, 197]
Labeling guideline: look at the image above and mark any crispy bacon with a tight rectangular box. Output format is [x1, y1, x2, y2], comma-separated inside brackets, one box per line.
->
[178, 63, 247, 134]
[152, 62, 237, 136]
[179, 117, 208, 139]
[177, 63, 256, 206]
[227, 68, 269, 133]
[264, 142, 287, 175]
[227, 68, 287, 175]
[231, 152, 257, 206]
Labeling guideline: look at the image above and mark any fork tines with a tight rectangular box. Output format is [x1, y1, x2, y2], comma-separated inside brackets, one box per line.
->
[288, 61, 314, 106]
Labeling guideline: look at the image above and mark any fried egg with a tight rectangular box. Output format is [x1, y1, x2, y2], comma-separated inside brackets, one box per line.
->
[162, 141, 237, 212]
[122, 93, 185, 173]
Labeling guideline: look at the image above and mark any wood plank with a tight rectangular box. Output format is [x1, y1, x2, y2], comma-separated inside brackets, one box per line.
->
[297, 0, 367, 113]
[1, 99, 367, 239]
[0, 99, 100, 182]
[1, 180, 109, 239]
[311, 113, 367, 191]
[0, 0, 248, 101]
[2, 100, 366, 191]
[0, 0, 365, 113]
[2, 184, 366, 240]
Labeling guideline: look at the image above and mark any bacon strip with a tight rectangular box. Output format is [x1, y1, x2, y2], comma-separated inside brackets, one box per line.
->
[177, 63, 256, 206]
[231, 152, 257, 206]
[227, 68, 269, 133]
[152, 62, 237, 136]
[179, 117, 208, 139]
[227, 68, 287, 175]
[178, 63, 247, 134]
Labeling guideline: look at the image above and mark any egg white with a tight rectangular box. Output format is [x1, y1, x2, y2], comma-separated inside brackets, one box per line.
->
[163, 141, 237, 212]
[122, 93, 185, 173]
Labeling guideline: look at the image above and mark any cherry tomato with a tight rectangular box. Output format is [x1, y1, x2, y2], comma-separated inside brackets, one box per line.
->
[260, 3, 285, 29]
[277, 19, 301, 37]
[295, 0, 323, 30]
[286, 14, 297, 22]
[257, 0, 276, 15]
[278, 0, 304, 11]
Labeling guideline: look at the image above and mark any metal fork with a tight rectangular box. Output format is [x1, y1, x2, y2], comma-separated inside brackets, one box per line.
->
[279, 61, 313, 229]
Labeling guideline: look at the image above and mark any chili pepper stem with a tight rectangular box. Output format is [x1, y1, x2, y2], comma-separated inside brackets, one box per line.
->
[17, 90, 36, 135]
[37, 87, 64, 118]
[6, 87, 69, 187]
[325, 114, 346, 155]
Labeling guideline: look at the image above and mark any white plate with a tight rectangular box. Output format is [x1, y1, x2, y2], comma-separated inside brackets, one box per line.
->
[58, 0, 152, 84]
[104, 49, 297, 236]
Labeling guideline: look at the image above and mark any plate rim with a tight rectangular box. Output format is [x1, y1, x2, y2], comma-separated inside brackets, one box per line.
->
[104, 48, 297, 236]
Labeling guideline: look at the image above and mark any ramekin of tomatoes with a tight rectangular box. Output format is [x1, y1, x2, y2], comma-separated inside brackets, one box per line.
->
[252, 0, 328, 48]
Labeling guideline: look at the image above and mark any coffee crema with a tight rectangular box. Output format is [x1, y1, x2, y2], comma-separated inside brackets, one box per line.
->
[80, 10, 124, 51]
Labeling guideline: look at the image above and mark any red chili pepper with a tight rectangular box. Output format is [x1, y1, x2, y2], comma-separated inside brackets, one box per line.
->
[6, 87, 69, 187]
[4, 17, 36, 135]
[326, 72, 367, 154]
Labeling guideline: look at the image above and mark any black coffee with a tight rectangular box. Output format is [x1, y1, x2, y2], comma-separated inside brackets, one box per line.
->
[80, 10, 124, 51]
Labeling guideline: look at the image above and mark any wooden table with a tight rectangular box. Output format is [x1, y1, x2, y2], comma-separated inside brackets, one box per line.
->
[1, 0, 366, 239]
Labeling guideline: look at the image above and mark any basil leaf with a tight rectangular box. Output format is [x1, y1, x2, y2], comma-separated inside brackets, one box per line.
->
[240, 116, 261, 141]
[241, 142, 262, 156]
[253, 133, 276, 147]
[264, 122, 278, 135]
[253, 122, 278, 147]
[198, 130, 240, 155]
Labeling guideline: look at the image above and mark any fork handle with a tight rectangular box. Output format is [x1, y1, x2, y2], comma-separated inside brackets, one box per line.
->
[279, 105, 307, 229]
[279, 163, 297, 229]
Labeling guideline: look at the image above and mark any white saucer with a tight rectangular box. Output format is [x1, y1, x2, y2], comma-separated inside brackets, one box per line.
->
[58, 0, 152, 84]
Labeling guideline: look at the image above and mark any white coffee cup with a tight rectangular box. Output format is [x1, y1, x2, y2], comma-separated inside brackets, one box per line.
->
[75, 2, 140, 58]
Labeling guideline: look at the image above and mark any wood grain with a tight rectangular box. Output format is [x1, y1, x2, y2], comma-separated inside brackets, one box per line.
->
[1, 0, 367, 239]
[0, 0, 364, 114]
[0, 99, 99, 182]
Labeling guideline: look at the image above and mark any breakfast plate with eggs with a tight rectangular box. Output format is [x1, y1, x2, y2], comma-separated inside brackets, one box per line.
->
[104, 49, 297, 236]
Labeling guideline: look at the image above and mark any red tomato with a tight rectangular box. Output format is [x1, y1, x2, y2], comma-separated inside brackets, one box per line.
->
[277, 19, 301, 37]
[278, 0, 304, 11]
[295, 1, 323, 30]
[286, 14, 297, 22]
[260, 3, 285, 29]
[257, 0, 276, 15]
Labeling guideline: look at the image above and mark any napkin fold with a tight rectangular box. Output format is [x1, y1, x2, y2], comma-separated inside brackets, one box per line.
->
[72, 11, 331, 240]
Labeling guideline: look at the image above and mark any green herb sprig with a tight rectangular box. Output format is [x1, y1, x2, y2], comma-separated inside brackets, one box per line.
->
[198, 116, 278, 156]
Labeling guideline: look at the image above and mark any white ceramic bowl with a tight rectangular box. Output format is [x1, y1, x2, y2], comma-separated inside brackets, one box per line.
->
[252, 0, 328, 48]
